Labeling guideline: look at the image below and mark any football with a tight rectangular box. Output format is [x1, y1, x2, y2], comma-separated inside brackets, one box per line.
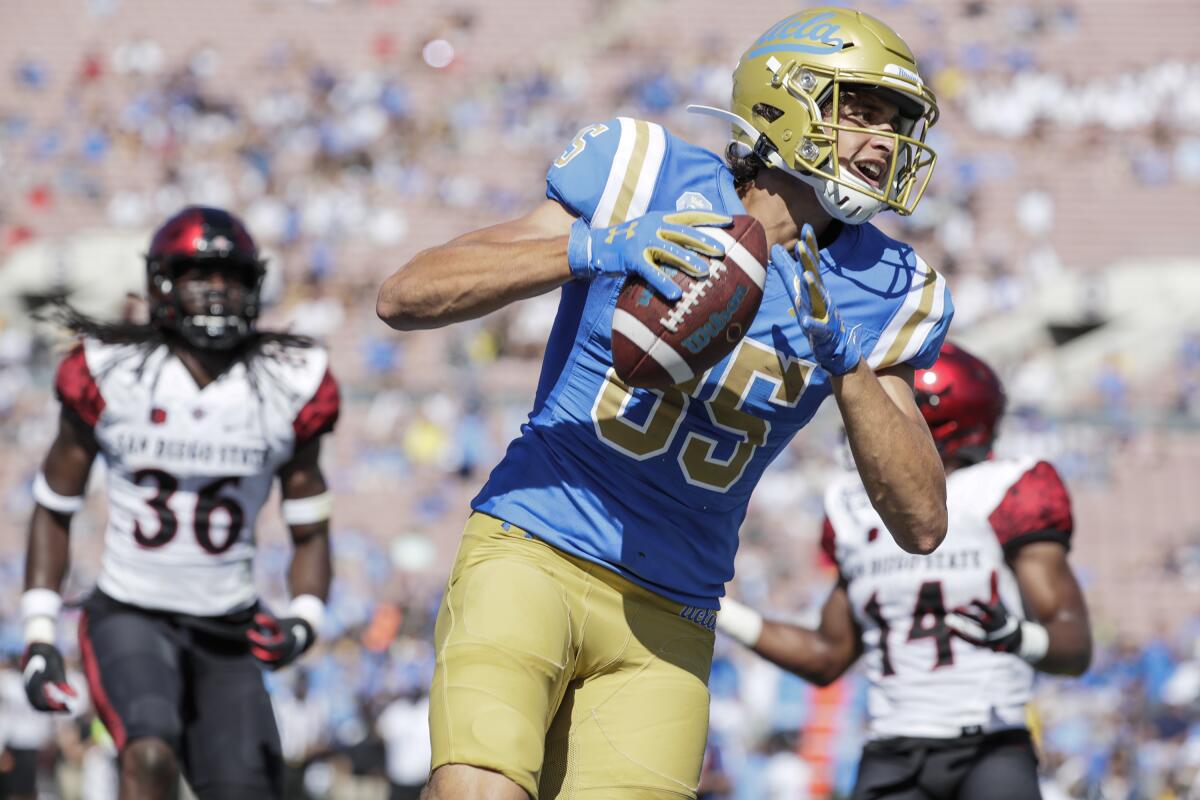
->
[611, 214, 769, 389]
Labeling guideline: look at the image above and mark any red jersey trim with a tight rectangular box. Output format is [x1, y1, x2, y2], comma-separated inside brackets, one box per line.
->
[819, 516, 838, 568]
[55, 345, 105, 428]
[293, 368, 340, 445]
[998, 529, 1072, 556]
[988, 461, 1073, 555]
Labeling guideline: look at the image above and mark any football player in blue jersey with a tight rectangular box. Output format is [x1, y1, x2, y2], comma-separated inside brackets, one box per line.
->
[378, 8, 954, 800]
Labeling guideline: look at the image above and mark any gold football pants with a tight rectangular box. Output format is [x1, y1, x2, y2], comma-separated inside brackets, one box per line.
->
[429, 512, 716, 798]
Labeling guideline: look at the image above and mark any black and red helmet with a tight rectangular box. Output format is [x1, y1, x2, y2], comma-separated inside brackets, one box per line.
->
[145, 206, 266, 350]
[914, 343, 1006, 462]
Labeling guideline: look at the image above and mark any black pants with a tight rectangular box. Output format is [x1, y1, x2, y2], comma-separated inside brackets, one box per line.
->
[79, 591, 283, 800]
[851, 729, 1041, 800]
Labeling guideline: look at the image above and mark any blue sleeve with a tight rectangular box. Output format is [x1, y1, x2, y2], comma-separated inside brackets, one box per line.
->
[545, 119, 624, 223]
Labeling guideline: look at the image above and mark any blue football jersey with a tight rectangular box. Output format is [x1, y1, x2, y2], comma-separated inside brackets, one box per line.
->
[472, 117, 953, 607]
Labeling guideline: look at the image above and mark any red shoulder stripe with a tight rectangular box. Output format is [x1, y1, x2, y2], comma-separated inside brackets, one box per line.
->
[294, 368, 340, 445]
[819, 516, 838, 568]
[54, 345, 105, 428]
[987, 461, 1073, 553]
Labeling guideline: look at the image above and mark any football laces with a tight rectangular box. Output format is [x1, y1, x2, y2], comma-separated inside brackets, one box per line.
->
[659, 258, 726, 334]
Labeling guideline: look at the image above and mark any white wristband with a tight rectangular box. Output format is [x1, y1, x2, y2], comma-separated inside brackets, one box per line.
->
[21, 588, 62, 645]
[717, 597, 764, 648]
[1018, 621, 1050, 664]
[287, 594, 326, 632]
[33, 472, 85, 515]
[25, 617, 56, 645]
[280, 492, 333, 526]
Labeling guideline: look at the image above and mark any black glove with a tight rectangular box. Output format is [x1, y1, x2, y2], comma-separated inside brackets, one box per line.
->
[21, 642, 76, 712]
[945, 597, 1023, 653]
[247, 611, 315, 669]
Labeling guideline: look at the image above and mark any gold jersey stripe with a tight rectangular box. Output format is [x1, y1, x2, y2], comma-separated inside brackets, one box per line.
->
[879, 264, 940, 368]
[610, 120, 652, 224]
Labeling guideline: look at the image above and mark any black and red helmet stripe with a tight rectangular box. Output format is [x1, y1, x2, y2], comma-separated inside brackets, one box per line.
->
[146, 205, 262, 270]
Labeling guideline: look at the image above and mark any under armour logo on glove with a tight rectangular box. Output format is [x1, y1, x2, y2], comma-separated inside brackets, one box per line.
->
[247, 612, 315, 670]
[21, 642, 77, 713]
[774, 224, 862, 376]
[567, 211, 733, 301]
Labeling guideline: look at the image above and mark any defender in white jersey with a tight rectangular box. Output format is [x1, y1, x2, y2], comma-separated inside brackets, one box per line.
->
[718, 344, 1092, 800]
[20, 207, 340, 800]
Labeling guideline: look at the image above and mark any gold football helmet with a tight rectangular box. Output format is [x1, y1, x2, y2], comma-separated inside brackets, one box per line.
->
[691, 8, 938, 224]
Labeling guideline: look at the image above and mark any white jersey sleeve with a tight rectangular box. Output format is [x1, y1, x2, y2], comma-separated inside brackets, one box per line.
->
[823, 460, 1059, 739]
[58, 339, 339, 617]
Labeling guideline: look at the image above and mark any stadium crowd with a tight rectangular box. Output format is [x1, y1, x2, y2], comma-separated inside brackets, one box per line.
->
[2, 0, 1200, 797]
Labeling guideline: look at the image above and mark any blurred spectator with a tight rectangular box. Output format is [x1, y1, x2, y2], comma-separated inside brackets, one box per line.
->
[375, 685, 430, 799]
[274, 670, 332, 799]
[761, 730, 813, 800]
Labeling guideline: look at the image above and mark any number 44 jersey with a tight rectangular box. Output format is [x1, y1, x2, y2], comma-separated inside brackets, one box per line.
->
[473, 117, 954, 608]
[823, 458, 1074, 739]
[54, 339, 339, 617]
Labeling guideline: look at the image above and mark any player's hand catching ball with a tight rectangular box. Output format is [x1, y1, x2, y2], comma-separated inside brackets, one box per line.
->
[774, 223, 862, 376]
[567, 211, 733, 301]
[247, 611, 315, 670]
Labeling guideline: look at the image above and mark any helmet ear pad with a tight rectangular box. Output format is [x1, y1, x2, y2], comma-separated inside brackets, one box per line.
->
[147, 265, 178, 329]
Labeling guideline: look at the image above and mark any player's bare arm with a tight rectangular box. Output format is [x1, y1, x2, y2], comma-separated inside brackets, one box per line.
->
[21, 408, 98, 712]
[376, 199, 575, 331]
[773, 226, 947, 554]
[835, 363, 948, 554]
[1010, 541, 1092, 675]
[719, 584, 862, 687]
[247, 435, 334, 670]
[377, 197, 730, 332]
[25, 409, 98, 593]
[279, 436, 333, 603]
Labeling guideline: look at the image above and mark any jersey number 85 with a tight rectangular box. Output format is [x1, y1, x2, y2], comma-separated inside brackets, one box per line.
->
[592, 339, 815, 492]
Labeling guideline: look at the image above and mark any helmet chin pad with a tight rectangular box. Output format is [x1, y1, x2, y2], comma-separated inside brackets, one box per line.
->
[177, 311, 251, 350]
[809, 168, 887, 224]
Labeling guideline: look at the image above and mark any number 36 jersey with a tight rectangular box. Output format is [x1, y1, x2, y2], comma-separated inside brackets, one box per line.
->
[54, 339, 340, 617]
[473, 117, 954, 608]
[823, 458, 1074, 739]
